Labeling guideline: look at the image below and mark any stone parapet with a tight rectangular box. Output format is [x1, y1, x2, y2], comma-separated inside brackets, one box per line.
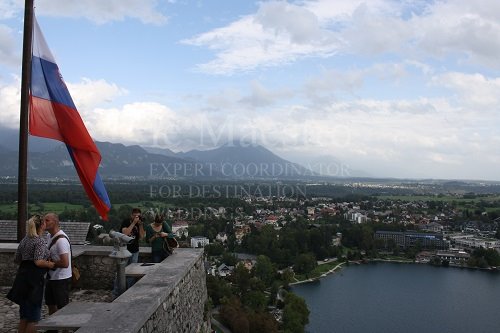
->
[1, 244, 209, 333]
[0, 244, 151, 289]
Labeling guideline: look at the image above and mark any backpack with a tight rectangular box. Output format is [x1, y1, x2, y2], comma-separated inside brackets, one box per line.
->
[48, 234, 80, 287]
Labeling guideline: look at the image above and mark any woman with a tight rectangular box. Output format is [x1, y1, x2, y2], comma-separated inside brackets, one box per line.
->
[145, 214, 174, 263]
[7, 215, 55, 333]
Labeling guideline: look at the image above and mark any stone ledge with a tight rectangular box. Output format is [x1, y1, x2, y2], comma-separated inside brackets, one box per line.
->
[37, 248, 204, 333]
[0, 243, 152, 257]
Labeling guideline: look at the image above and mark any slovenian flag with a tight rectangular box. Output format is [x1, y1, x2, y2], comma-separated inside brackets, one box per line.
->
[29, 15, 111, 220]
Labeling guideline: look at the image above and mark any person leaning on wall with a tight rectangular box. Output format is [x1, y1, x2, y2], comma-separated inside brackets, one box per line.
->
[7, 215, 55, 333]
[145, 213, 174, 263]
[112, 207, 145, 298]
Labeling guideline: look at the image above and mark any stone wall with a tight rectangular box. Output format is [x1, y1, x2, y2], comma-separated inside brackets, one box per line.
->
[0, 244, 18, 286]
[0, 244, 210, 333]
[139, 251, 208, 333]
[0, 244, 151, 289]
[71, 246, 152, 289]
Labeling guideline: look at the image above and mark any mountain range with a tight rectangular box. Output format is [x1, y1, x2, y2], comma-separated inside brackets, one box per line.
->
[0, 140, 326, 180]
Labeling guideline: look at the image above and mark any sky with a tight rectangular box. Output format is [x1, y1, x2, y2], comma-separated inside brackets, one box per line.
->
[0, 0, 499, 181]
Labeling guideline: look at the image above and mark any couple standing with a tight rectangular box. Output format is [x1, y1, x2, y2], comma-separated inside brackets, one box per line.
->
[8, 213, 72, 333]
[120, 207, 174, 265]
[113, 208, 173, 298]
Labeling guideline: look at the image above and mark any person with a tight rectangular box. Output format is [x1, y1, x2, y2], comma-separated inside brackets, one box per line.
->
[7, 215, 55, 333]
[145, 213, 174, 263]
[44, 212, 72, 325]
[120, 208, 145, 265]
[112, 208, 145, 297]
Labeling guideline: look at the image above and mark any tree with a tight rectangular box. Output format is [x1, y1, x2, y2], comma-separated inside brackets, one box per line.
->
[220, 297, 249, 333]
[242, 290, 268, 312]
[205, 243, 225, 256]
[282, 292, 309, 333]
[231, 263, 251, 293]
[221, 252, 238, 266]
[280, 268, 294, 290]
[485, 248, 500, 266]
[253, 255, 276, 287]
[248, 311, 279, 333]
[206, 275, 232, 306]
[293, 253, 317, 277]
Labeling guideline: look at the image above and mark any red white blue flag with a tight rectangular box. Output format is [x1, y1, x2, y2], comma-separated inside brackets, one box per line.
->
[29, 15, 111, 220]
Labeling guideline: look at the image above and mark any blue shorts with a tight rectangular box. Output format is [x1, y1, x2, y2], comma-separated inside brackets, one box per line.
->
[19, 299, 41, 322]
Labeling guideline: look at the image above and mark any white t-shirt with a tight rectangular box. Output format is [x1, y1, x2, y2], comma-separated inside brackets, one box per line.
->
[47, 230, 72, 280]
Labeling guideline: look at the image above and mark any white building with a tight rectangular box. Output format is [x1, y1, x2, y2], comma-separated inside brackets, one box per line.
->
[344, 210, 370, 224]
[190, 236, 209, 248]
[450, 234, 500, 251]
[171, 221, 189, 238]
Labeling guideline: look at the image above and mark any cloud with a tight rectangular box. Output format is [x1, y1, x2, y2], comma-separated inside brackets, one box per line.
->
[254, 1, 324, 45]
[66, 78, 128, 110]
[0, 75, 21, 128]
[1, 0, 169, 25]
[1, 70, 496, 179]
[304, 68, 364, 102]
[0, 77, 127, 130]
[182, 1, 341, 74]
[0, 0, 22, 20]
[239, 80, 294, 108]
[415, 0, 500, 69]
[184, 0, 500, 74]
[87, 102, 178, 145]
[431, 72, 500, 110]
[0, 24, 19, 67]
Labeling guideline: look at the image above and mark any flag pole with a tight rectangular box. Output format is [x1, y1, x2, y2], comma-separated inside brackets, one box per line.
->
[17, 0, 34, 241]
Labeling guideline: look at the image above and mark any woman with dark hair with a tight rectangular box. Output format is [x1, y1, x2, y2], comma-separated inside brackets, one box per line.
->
[7, 215, 55, 333]
[145, 213, 175, 263]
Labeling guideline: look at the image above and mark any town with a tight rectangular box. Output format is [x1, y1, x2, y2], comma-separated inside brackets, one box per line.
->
[98, 186, 500, 332]
[1, 180, 500, 332]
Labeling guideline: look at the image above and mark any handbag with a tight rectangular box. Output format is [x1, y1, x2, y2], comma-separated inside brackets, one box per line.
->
[71, 265, 81, 285]
[163, 237, 179, 255]
[159, 221, 178, 255]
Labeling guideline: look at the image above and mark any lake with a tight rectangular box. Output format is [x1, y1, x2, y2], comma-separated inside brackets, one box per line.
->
[292, 262, 500, 333]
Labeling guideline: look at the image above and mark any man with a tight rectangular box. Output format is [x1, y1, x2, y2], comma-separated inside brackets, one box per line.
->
[112, 207, 145, 298]
[120, 207, 145, 265]
[44, 213, 71, 325]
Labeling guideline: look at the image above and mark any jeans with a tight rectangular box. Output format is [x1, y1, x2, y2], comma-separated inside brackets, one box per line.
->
[151, 249, 168, 263]
[112, 251, 139, 298]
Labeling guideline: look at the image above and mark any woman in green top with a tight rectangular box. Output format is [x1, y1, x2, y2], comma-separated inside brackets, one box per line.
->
[145, 214, 173, 263]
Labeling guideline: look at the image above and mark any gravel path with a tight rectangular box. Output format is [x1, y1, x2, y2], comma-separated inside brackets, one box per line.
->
[0, 286, 112, 333]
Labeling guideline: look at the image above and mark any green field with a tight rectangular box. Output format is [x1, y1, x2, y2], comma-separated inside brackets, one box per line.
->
[0, 202, 84, 214]
[0, 201, 173, 215]
[377, 195, 500, 211]
[376, 194, 500, 203]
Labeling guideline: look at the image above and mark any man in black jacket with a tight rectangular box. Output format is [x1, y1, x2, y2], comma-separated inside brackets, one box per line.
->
[112, 208, 145, 298]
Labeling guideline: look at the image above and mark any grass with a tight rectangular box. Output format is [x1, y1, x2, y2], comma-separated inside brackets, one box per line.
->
[0, 202, 83, 214]
[294, 261, 343, 281]
[0, 201, 175, 215]
[111, 202, 173, 210]
[376, 194, 500, 203]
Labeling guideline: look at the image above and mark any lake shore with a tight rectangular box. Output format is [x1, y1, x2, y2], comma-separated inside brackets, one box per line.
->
[290, 257, 498, 285]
